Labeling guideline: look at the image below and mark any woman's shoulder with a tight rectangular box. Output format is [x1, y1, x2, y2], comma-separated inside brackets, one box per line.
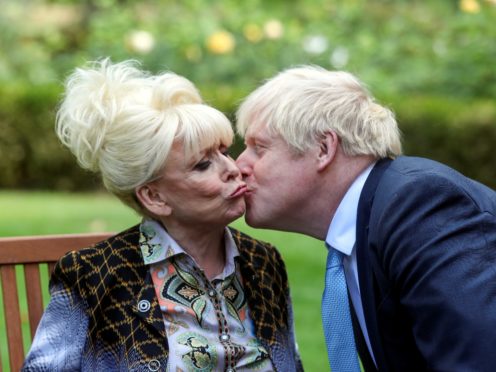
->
[55, 224, 142, 278]
[228, 227, 283, 262]
[229, 227, 272, 248]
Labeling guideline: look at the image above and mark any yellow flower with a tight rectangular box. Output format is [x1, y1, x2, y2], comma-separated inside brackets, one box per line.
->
[264, 19, 284, 39]
[206, 30, 235, 54]
[460, 0, 481, 13]
[243, 24, 263, 43]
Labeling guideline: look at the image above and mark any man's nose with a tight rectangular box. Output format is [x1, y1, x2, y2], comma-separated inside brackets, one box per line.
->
[236, 149, 252, 177]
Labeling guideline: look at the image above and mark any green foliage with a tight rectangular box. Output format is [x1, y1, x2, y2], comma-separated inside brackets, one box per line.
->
[390, 95, 496, 189]
[1, 0, 495, 99]
[0, 84, 100, 190]
[0, 0, 495, 190]
[1, 83, 494, 190]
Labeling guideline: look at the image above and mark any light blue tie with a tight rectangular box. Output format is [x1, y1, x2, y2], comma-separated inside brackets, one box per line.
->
[322, 247, 361, 372]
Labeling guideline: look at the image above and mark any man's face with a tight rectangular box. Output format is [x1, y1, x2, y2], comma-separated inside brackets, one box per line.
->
[236, 121, 317, 231]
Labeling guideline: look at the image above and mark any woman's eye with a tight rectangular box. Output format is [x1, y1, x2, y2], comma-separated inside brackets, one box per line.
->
[194, 160, 211, 171]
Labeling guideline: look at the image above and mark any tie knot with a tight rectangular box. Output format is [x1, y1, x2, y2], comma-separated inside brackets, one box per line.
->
[326, 248, 344, 269]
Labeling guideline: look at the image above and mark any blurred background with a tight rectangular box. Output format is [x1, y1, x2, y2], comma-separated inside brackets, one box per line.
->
[1, 0, 495, 191]
[0, 0, 495, 370]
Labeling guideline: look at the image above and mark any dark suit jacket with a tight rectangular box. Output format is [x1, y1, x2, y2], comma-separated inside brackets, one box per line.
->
[356, 156, 496, 371]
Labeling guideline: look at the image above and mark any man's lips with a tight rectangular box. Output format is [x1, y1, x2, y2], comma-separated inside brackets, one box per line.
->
[229, 184, 248, 198]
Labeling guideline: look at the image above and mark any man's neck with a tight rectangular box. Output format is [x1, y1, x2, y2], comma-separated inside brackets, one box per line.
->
[309, 154, 377, 240]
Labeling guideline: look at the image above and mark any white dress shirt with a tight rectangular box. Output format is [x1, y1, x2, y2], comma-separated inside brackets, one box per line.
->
[325, 162, 377, 366]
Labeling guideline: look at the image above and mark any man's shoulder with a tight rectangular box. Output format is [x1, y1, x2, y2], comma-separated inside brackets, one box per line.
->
[374, 156, 467, 193]
[385, 156, 494, 194]
[369, 156, 496, 222]
[388, 155, 452, 177]
[362, 156, 461, 227]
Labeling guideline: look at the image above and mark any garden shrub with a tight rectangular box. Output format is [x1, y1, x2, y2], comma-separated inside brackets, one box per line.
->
[0, 83, 100, 190]
[389, 95, 496, 189]
[0, 85, 494, 191]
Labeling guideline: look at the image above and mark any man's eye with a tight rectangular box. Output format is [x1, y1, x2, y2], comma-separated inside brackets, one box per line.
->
[253, 144, 263, 154]
[194, 160, 211, 171]
[221, 148, 230, 157]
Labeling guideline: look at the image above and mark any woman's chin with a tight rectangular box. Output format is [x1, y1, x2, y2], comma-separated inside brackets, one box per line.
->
[226, 202, 246, 224]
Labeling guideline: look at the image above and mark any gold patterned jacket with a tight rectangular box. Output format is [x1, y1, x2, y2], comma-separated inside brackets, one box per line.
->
[22, 224, 303, 371]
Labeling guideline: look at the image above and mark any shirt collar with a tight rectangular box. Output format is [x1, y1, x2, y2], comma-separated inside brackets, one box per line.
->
[325, 162, 376, 256]
[139, 219, 239, 275]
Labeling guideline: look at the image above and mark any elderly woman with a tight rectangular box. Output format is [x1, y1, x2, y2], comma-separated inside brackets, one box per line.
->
[23, 60, 302, 372]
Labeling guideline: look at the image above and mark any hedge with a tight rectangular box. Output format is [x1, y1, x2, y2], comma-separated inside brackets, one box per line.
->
[389, 95, 496, 189]
[0, 84, 494, 191]
[0, 84, 100, 190]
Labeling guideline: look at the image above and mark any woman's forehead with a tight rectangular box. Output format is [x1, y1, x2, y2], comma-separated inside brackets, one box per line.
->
[168, 139, 226, 164]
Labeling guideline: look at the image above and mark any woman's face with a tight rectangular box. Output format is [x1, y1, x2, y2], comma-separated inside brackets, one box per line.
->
[152, 141, 247, 229]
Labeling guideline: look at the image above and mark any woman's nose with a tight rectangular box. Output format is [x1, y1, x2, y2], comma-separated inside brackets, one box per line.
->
[223, 155, 240, 181]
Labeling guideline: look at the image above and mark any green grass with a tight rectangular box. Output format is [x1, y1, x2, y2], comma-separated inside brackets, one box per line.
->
[0, 190, 328, 371]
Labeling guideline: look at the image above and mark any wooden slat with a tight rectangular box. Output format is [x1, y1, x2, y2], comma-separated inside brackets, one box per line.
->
[24, 263, 44, 339]
[0, 232, 113, 369]
[48, 262, 56, 275]
[1, 265, 24, 372]
[0, 233, 112, 264]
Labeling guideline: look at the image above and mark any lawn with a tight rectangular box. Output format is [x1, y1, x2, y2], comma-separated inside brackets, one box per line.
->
[0, 190, 328, 371]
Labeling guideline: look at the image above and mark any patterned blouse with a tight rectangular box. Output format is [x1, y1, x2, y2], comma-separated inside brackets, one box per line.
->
[23, 223, 302, 371]
[140, 219, 274, 371]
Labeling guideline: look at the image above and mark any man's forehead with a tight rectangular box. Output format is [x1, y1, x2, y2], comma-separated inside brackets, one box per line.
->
[245, 121, 273, 140]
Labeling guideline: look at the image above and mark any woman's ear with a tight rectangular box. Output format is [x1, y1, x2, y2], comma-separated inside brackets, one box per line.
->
[135, 184, 172, 217]
[317, 131, 339, 171]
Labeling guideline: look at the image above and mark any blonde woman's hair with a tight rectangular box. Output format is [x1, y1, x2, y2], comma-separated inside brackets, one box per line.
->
[56, 59, 233, 214]
[236, 65, 402, 158]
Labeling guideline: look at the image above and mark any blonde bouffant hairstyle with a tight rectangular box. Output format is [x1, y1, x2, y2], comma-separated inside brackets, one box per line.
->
[56, 59, 233, 214]
[236, 65, 402, 158]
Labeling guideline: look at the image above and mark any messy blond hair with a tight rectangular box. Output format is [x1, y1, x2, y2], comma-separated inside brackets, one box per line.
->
[56, 59, 233, 214]
[237, 65, 401, 158]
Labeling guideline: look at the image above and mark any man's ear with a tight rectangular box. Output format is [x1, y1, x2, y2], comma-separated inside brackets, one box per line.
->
[135, 184, 172, 216]
[317, 131, 339, 171]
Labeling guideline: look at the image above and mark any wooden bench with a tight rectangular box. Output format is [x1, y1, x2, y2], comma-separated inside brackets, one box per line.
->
[0, 232, 112, 371]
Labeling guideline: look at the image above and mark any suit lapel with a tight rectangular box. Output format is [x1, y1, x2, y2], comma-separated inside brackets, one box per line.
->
[356, 158, 392, 371]
[349, 296, 377, 372]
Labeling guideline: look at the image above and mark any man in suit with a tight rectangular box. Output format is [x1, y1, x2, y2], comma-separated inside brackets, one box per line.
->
[235, 65, 496, 371]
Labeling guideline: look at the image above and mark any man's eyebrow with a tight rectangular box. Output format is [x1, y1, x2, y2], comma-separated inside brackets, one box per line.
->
[250, 132, 268, 141]
[247, 136, 264, 146]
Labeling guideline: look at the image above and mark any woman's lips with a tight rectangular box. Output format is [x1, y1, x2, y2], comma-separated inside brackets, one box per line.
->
[229, 184, 248, 198]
